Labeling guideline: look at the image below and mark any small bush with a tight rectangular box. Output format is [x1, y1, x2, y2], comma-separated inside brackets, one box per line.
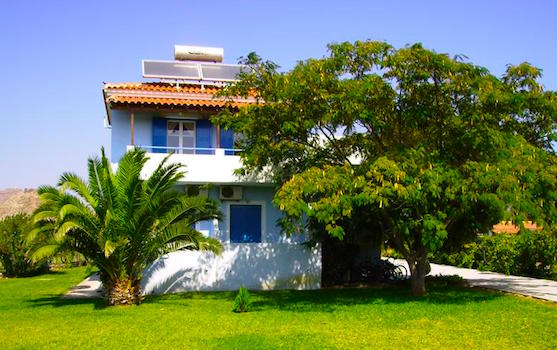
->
[432, 228, 557, 280]
[0, 214, 48, 277]
[49, 251, 88, 268]
[426, 274, 467, 288]
[232, 286, 252, 313]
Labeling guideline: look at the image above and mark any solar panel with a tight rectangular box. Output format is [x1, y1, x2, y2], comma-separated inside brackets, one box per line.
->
[142, 60, 247, 84]
[200, 64, 244, 81]
[143, 60, 200, 80]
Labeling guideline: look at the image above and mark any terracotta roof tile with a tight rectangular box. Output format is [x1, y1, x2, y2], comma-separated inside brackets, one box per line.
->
[103, 82, 255, 110]
[107, 95, 248, 108]
[104, 82, 221, 94]
[492, 221, 541, 234]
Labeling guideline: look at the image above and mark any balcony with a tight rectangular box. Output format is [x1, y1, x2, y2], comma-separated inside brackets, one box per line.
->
[125, 145, 269, 184]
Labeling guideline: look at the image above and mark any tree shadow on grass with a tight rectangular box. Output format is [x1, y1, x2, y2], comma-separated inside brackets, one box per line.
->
[1, 269, 67, 279]
[248, 280, 503, 313]
[27, 295, 108, 310]
[139, 277, 503, 313]
[23, 277, 504, 313]
[143, 290, 237, 307]
[40, 269, 67, 276]
[26, 289, 235, 311]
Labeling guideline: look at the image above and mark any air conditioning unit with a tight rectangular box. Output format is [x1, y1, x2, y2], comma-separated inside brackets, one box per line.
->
[185, 185, 208, 197]
[219, 186, 242, 201]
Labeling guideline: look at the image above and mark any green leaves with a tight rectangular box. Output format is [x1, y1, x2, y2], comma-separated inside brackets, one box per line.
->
[0, 214, 49, 276]
[220, 40, 557, 295]
[30, 244, 62, 263]
[421, 214, 448, 252]
[54, 221, 81, 241]
[103, 238, 129, 258]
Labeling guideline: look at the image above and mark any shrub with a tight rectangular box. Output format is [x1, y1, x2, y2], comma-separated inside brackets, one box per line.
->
[232, 286, 252, 313]
[432, 228, 557, 280]
[425, 274, 467, 288]
[49, 251, 88, 268]
[515, 230, 557, 277]
[0, 214, 48, 277]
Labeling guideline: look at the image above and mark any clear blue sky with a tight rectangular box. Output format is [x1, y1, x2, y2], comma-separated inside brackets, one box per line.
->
[1, 0, 555, 188]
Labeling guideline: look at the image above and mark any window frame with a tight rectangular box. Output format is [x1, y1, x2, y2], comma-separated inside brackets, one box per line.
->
[226, 201, 266, 243]
[167, 119, 196, 154]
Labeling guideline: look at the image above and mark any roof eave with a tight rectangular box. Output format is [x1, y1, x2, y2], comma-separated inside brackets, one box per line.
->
[102, 85, 112, 125]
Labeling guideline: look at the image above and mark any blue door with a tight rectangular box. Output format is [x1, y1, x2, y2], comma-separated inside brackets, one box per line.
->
[230, 205, 262, 243]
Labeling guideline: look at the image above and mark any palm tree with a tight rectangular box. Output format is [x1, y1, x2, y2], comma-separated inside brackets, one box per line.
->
[28, 148, 222, 305]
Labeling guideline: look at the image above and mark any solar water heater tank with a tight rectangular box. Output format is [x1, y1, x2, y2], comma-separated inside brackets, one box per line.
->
[174, 45, 224, 62]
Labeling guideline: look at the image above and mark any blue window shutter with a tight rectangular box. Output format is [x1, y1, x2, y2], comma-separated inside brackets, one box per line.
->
[195, 119, 212, 154]
[230, 205, 262, 243]
[152, 117, 167, 153]
[220, 128, 234, 155]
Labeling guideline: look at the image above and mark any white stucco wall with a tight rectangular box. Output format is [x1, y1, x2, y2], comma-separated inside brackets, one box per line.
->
[127, 150, 271, 184]
[141, 243, 321, 294]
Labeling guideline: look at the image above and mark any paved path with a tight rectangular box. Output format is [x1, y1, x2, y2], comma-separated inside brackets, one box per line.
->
[63, 273, 103, 299]
[394, 259, 557, 302]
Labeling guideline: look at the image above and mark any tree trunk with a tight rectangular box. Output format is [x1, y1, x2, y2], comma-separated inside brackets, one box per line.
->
[406, 256, 428, 297]
[105, 278, 142, 305]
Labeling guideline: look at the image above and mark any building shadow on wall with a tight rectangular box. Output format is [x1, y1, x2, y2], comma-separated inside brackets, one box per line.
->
[141, 243, 321, 294]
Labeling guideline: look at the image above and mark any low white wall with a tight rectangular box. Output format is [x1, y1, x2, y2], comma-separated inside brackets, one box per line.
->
[141, 243, 321, 294]
[120, 149, 271, 184]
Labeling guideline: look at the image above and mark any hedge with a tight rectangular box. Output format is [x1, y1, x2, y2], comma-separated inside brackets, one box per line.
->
[432, 229, 557, 280]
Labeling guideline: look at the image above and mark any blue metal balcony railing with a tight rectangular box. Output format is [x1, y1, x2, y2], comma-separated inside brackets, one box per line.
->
[131, 145, 242, 156]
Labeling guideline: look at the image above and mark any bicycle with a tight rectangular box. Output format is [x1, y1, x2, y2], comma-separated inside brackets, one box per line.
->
[356, 258, 408, 282]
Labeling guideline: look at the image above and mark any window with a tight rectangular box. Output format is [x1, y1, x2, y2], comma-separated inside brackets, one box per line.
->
[167, 120, 195, 154]
[229, 204, 262, 243]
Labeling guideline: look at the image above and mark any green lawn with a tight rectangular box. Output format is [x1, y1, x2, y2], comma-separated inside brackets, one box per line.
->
[0, 268, 556, 349]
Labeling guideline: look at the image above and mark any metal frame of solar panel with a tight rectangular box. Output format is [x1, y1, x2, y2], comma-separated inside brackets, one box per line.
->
[142, 59, 245, 85]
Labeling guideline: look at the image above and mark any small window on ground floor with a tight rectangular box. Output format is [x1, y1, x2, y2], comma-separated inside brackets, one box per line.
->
[229, 204, 262, 243]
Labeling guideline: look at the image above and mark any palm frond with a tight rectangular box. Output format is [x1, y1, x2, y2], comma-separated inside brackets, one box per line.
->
[144, 155, 185, 200]
[163, 230, 223, 255]
[104, 237, 128, 258]
[30, 243, 63, 262]
[59, 203, 93, 221]
[26, 226, 47, 244]
[99, 148, 119, 211]
[196, 237, 223, 254]
[37, 185, 62, 198]
[87, 156, 104, 200]
[154, 224, 223, 257]
[54, 221, 82, 241]
[33, 210, 59, 223]
[114, 148, 147, 226]
[155, 195, 221, 233]
[58, 172, 97, 208]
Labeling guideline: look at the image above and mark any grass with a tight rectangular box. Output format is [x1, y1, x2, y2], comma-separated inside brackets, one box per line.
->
[0, 268, 556, 349]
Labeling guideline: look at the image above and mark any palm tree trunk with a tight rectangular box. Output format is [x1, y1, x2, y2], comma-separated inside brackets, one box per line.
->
[105, 277, 142, 305]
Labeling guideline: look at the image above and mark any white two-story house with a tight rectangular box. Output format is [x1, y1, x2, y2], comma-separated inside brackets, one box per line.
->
[102, 46, 321, 293]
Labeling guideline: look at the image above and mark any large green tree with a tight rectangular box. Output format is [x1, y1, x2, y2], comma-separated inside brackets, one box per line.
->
[218, 41, 557, 296]
[28, 148, 222, 304]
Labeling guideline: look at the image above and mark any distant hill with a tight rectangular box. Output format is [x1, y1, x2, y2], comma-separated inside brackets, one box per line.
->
[0, 188, 40, 219]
